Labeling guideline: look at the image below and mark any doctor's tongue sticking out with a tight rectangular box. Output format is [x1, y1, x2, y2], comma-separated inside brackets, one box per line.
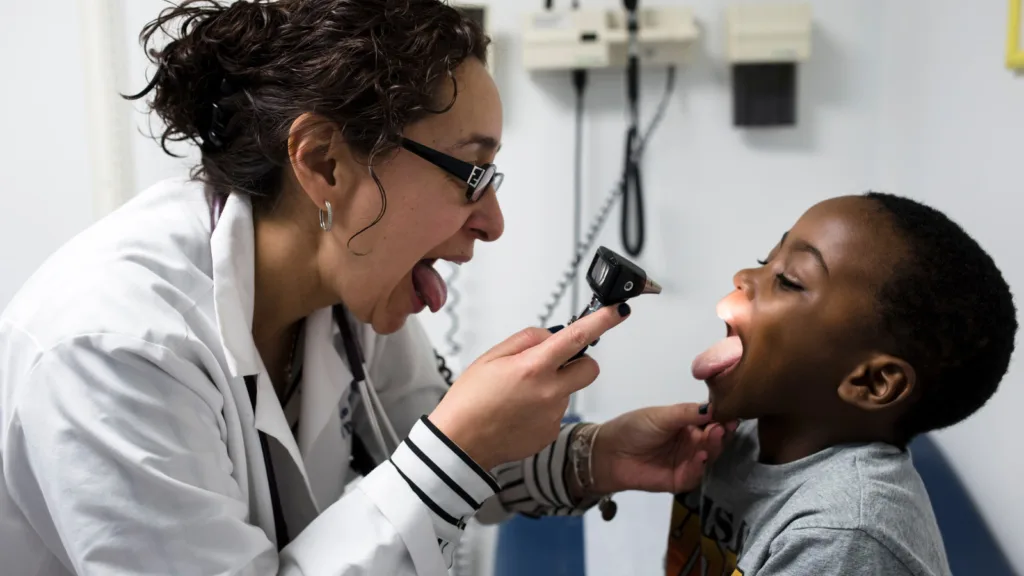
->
[691, 290, 749, 382]
[411, 261, 448, 313]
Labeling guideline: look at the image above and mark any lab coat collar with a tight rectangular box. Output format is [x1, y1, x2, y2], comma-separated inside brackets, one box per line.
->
[210, 193, 315, 499]
[210, 193, 261, 379]
[297, 306, 349, 458]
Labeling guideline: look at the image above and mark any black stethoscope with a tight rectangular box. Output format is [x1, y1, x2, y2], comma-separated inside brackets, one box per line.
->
[210, 195, 402, 551]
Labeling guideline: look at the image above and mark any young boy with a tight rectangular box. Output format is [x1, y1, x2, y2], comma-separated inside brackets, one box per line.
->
[666, 192, 1017, 575]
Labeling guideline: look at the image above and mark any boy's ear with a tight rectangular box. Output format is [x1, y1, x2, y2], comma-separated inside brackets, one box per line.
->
[838, 354, 917, 410]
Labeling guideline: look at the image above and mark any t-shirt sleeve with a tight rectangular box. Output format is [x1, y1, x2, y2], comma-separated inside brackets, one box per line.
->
[755, 527, 913, 576]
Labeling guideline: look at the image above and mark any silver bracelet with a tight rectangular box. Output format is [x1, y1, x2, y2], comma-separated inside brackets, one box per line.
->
[568, 423, 617, 520]
[569, 423, 598, 493]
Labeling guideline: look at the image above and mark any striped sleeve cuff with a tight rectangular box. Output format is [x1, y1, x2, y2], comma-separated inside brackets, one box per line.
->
[388, 416, 499, 554]
[494, 421, 591, 517]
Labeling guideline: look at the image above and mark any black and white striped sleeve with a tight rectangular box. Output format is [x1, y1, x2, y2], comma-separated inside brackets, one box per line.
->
[388, 415, 500, 568]
[492, 421, 596, 518]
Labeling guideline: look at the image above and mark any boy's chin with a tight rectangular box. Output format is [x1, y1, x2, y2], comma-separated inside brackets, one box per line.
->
[706, 372, 744, 421]
[707, 386, 758, 423]
[707, 391, 739, 422]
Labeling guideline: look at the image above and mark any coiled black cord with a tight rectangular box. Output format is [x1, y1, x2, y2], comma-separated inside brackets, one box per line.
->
[430, 262, 461, 388]
[443, 263, 462, 358]
[537, 182, 620, 327]
[433, 350, 454, 386]
[537, 66, 676, 327]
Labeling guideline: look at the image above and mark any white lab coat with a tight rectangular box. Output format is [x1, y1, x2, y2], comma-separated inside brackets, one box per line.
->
[0, 178, 558, 576]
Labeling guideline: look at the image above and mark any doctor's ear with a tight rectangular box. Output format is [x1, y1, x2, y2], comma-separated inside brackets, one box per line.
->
[287, 113, 357, 207]
[837, 354, 916, 412]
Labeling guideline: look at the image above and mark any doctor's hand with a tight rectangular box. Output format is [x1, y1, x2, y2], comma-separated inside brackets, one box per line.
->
[428, 303, 632, 472]
[585, 403, 739, 496]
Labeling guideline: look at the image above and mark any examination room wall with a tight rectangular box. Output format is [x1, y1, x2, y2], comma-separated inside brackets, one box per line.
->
[0, 1, 96, 307]
[875, 1, 1024, 572]
[0, 1, 1021, 575]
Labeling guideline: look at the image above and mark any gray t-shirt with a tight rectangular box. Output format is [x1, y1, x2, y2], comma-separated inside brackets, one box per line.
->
[665, 420, 951, 576]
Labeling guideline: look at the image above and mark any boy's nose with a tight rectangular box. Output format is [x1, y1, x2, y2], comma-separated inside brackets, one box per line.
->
[733, 268, 756, 300]
[717, 288, 752, 329]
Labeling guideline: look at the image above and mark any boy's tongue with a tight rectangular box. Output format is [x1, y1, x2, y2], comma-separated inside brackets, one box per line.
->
[412, 261, 448, 313]
[692, 293, 747, 381]
[691, 336, 743, 381]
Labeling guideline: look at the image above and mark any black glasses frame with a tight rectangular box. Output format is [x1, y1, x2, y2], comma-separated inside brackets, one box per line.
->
[400, 138, 503, 203]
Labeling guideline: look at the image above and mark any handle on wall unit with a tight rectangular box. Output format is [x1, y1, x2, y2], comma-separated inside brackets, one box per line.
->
[1007, 0, 1024, 70]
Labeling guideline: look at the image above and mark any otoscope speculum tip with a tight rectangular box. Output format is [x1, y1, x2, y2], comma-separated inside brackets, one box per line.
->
[644, 278, 662, 295]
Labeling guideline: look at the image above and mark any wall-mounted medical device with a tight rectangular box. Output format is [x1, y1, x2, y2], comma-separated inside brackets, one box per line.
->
[522, 7, 699, 71]
[725, 2, 812, 127]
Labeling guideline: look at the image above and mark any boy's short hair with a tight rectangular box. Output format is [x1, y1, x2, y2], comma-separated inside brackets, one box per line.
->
[864, 192, 1017, 439]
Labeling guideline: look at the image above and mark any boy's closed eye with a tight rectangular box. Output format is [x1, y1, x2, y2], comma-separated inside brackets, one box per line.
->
[756, 258, 806, 292]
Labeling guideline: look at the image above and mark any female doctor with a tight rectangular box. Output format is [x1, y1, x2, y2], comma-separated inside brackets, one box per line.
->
[0, 1, 733, 574]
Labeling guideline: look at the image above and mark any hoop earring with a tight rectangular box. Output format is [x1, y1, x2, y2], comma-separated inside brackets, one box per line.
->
[319, 200, 333, 232]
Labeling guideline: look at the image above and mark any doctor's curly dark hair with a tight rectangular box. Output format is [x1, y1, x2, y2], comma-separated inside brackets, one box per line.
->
[125, 0, 489, 216]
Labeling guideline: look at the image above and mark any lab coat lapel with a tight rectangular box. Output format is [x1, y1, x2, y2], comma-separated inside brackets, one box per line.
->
[210, 193, 314, 498]
[298, 307, 349, 456]
[298, 307, 354, 509]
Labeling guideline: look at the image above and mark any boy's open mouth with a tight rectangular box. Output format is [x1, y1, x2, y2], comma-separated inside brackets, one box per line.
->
[692, 322, 744, 382]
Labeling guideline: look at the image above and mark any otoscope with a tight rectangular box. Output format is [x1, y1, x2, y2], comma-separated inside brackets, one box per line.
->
[561, 246, 662, 364]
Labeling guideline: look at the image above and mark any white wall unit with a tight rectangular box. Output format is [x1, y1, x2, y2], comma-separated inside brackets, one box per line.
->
[522, 7, 699, 71]
[726, 2, 812, 63]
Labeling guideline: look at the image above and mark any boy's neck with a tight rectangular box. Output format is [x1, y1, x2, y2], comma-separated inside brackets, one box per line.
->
[755, 415, 898, 465]
[756, 417, 826, 464]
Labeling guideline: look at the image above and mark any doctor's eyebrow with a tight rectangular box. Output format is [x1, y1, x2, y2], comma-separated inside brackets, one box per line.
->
[453, 134, 501, 153]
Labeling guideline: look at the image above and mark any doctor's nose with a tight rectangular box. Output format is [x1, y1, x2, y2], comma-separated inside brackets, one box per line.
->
[467, 188, 504, 242]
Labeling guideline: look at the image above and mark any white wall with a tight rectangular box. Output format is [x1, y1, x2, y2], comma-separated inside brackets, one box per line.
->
[877, 0, 1024, 569]
[2, 0, 1021, 574]
[0, 0, 95, 307]
[120, 0, 200, 192]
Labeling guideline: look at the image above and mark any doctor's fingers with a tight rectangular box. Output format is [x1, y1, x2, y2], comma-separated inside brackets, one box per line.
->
[477, 327, 553, 363]
[525, 304, 630, 370]
[547, 355, 601, 396]
[700, 423, 729, 462]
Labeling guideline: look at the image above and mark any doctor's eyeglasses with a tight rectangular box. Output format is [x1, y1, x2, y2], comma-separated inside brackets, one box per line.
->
[400, 138, 503, 203]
